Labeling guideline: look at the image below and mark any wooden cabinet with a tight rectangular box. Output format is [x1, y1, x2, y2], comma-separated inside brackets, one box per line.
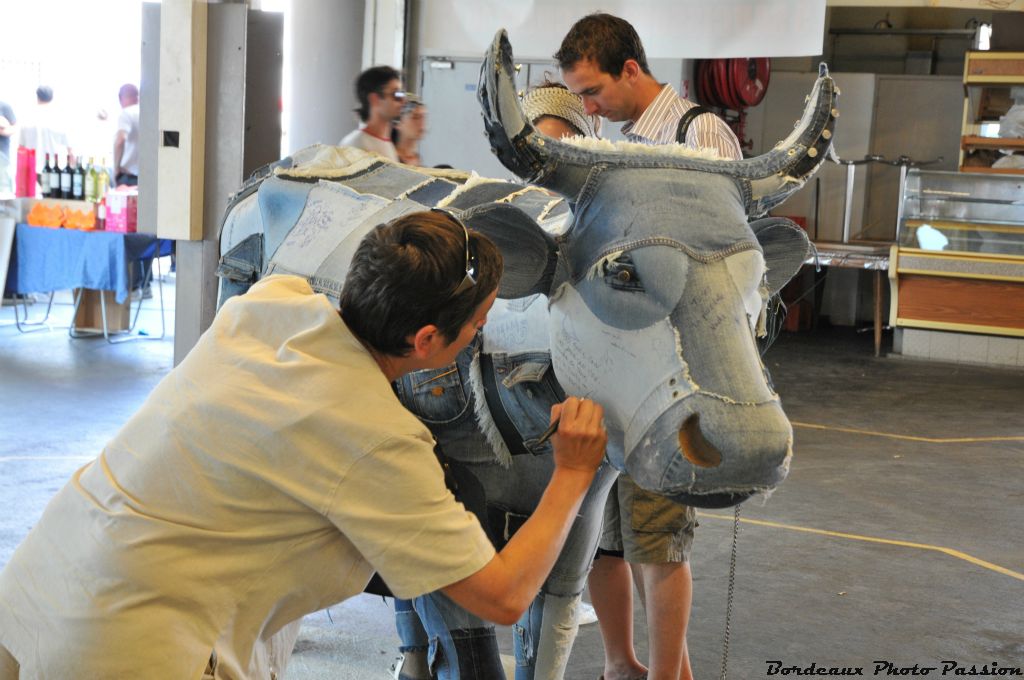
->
[959, 51, 1024, 174]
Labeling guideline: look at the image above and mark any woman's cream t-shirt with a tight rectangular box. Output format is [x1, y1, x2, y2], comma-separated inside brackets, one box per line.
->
[0, 275, 495, 679]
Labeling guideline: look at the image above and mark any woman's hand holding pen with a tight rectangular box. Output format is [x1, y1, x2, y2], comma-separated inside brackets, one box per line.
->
[547, 396, 607, 476]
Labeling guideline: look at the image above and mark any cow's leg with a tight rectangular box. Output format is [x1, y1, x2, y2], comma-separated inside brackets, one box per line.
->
[395, 598, 434, 679]
[510, 462, 618, 680]
[513, 592, 580, 680]
[412, 590, 505, 680]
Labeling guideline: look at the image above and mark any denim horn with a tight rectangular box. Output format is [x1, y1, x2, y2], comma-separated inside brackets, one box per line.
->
[477, 29, 839, 217]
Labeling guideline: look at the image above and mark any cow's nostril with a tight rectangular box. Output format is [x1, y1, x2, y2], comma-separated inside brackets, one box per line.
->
[678, 413, 723, 468]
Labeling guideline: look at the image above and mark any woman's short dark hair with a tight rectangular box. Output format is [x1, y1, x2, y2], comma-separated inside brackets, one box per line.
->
[340, 211, 503, 356]
[554, 13, 651, 77]
[355, 65, 401, 122]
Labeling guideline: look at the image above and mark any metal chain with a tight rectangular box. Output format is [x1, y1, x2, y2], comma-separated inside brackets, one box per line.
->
[719, 504, 742, 680]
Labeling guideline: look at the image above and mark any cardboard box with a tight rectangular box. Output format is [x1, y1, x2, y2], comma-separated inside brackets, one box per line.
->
[106, 189, 138, 233]
[17, 198, 94, 222]
[73, 289, 130, 333]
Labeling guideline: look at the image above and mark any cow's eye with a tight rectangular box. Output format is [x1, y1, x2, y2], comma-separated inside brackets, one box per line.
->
[604, 255, 644, 292]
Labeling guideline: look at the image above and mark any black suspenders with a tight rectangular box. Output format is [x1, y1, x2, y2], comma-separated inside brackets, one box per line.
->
[674, 105, 718, 144]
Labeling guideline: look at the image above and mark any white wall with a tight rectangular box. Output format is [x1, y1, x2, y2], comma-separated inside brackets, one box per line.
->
[285, 0, 366, 153]
[415, 0, 826, 61]
[363, 0, 406, 69]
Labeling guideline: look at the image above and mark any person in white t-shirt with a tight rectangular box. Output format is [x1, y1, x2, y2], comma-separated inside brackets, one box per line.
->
[0, 209, 608, 680]
[16, 85, 70, 182]
[340, 65, 405, 162]
[113, 83, 140, 186]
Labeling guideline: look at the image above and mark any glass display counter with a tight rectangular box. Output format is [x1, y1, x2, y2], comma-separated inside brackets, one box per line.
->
[898, 169, 1024, 256]
[890, 169, 1024, 338]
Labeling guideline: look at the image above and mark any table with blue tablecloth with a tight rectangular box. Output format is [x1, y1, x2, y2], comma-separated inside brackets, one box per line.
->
[4, 224, 170, 304]
[4, 224, 173, 338]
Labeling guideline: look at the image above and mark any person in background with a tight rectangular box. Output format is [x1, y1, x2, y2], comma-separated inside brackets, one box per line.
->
[522, 80, 600, 140]
[0, 209, 608, 680]
[558, 13, 741, 156]
[112, 83, 150, 297]
[554, 13, 743, 680]
[391, 95, 428, 166]
[17, 86, 69, 189]
[0, 100, 15, 195]
[113, 83, 140, 187]
[340, 66, 405, 162]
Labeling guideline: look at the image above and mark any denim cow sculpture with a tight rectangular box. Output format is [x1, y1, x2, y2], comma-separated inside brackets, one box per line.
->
[215, 29, 836, 680]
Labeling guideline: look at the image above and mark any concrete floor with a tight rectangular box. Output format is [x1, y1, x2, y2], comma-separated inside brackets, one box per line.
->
[1, 275, 1022, 679]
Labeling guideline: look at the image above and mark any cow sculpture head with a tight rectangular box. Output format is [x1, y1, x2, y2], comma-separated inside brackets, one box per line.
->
[461, 31, 838, 507]
[215, 30, 836, 509]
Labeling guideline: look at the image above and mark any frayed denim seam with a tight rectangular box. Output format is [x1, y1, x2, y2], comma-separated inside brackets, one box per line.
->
[573, 163, 607, 210]
[426, 636, 442, 677]
[307, 275, 344, 299]
[529, 134, 823, 179]
[513, 622, 534, 667]
[398, 643, 429, 653]
[573, 238, 762, 285]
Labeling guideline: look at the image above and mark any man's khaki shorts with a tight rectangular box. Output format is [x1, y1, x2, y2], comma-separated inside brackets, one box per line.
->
[599, 475, 696, 564]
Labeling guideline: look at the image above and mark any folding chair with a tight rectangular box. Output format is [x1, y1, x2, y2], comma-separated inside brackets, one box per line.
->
[12, 291, 57, 333]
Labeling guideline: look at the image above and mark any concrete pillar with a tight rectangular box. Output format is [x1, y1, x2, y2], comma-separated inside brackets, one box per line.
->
[285, 0, 366, 153]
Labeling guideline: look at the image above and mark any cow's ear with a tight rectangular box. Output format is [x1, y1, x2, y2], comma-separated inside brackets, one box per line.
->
[749, 217, 811, 296]
[462, 203, 558, 299]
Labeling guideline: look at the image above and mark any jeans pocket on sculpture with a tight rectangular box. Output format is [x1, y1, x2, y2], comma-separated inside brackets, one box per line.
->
[217, 233, 263, 283]
[489, 352, 565, 455]
[396, 362, 471, 425]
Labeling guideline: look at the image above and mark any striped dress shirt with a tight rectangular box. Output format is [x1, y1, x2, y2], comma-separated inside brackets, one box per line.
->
[622, 84, 743, 160]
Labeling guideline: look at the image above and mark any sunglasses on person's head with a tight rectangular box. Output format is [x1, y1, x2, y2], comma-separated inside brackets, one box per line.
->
[431, 209, 477, 297]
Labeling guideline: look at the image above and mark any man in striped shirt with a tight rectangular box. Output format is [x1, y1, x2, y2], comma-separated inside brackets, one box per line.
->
[555, 13, 743, 680]
[557, 13, 743, 161]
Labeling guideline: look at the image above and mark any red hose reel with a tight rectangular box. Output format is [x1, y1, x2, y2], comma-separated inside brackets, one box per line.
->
[695, 57, 771, 150]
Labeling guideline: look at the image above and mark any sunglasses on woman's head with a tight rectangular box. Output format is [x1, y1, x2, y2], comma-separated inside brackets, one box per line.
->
[431, 209, 477, 297]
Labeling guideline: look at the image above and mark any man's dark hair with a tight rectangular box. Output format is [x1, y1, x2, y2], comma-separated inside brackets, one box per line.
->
[36, 86, 54, 103]
[354, 65, 401, 122]
[340, 211, 502, 356]
[554, 13, 651, 77]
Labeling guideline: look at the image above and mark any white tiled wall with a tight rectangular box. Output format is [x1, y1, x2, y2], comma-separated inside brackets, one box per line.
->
[900, 328, 1024, 368]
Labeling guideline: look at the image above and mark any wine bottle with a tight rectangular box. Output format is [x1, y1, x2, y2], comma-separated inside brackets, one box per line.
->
[97, 197, 106, 230]
[49, 155, 61, 198]
[72, 157, 84, 200]
[96, 157, 110, 201]
[85, 157, 97, 202]
[41, 153, 51, 198]
[60, 153, 73, 199]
